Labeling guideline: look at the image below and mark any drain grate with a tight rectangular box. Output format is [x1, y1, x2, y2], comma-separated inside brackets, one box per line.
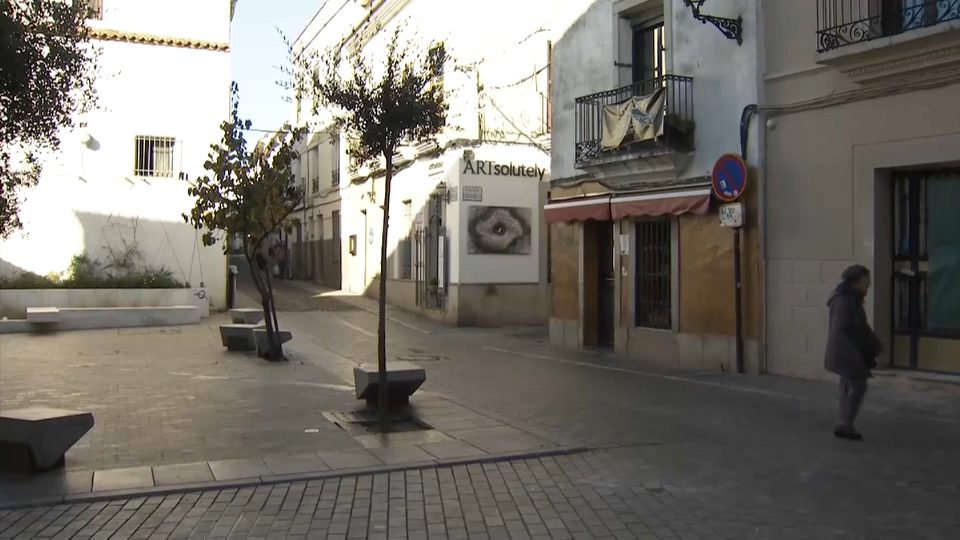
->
[399, 348, 445, 362]
[322, 410, 433, 436]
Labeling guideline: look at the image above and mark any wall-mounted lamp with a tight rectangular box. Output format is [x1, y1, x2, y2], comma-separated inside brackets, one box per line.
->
[462, 148, 475, 161]
[434, 182, 451, 204]
[77, 127, 99, 150]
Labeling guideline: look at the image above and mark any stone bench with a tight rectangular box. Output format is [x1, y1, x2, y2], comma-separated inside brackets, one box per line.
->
[353, 361, 426, 406]
[26, 307, 60, 326]
[219, 323, 261, 351]
[253, 328, 292, 358]
[229, 308, 265, 324]
[0, 407, 95, 474]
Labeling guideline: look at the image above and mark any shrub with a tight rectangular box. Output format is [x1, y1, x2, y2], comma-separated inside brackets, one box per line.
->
[0, 254, 184, 289]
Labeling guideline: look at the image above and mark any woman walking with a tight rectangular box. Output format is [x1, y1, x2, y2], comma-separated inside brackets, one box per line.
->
[824, 264, 883, 441]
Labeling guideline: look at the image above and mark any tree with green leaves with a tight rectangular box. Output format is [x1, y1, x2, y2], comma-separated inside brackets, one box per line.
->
[184, 84, 306, 361]
[0, 0, 99, 238]
[292, 25, 449, 422]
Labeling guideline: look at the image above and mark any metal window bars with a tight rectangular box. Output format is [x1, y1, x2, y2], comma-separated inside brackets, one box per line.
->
[84, 0, 103, 20]
[133, 135, 176, 178]
[635, 219, 672, 331]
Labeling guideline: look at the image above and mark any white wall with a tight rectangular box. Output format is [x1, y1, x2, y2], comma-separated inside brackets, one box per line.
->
[92, 0, 232, 44]
[455, 149, 550, 285]
[550, 0, 761, 180]
[346, 0, 553, 146]
[0, 7, 231, 308]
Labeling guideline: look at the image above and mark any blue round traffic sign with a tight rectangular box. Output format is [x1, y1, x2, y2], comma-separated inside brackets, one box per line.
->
[711, 153, 747, 202]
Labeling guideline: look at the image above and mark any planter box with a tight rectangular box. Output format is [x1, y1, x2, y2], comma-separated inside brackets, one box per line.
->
[0, 288, 210, 319]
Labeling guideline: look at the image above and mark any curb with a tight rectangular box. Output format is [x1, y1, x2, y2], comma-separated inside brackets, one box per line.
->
[0, 446, 589, 511]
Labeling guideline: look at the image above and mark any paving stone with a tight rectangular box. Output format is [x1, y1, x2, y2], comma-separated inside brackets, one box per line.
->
[418, 441, 487, 460]
[316, 451, 384, 470]
[262, 454, 328, 476]
[92, 467, 154, 492]
[152, 462, 214, 486]
[367, 446, 436, 466]
[208, 459, 272, 481]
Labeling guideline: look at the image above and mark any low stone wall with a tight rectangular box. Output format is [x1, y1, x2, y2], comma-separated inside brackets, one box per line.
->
[0, 288, 210, 319]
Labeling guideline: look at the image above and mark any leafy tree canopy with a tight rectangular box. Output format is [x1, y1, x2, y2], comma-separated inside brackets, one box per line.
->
[0, 0, 98, 238]
[184, 83, 305, 261]
[296, 25, 449, 165]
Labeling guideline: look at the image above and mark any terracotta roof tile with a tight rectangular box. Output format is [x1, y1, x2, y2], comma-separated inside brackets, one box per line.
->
[90, 28, 229, 52]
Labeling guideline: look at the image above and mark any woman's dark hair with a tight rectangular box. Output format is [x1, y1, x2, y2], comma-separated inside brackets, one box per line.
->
[841, 264, 870, 284]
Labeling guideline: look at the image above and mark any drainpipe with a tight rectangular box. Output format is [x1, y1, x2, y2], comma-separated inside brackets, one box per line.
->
[740, 103, 767, 375]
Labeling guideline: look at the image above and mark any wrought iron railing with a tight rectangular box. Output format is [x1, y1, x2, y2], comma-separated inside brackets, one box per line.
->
[574, 74, 694, 165]
[817, 0, 960, 53]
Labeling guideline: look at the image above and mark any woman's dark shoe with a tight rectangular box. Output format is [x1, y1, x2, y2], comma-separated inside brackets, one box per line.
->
[834, 426, 863, 441]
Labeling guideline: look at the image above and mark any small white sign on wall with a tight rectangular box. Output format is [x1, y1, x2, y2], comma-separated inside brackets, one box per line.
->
[619, 234, 630, 255]
[719, 202, 744, 228]
[462, 186, 483, 202]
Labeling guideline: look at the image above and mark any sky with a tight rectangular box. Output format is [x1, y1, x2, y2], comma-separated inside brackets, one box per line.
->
[230, 0, 320, 133]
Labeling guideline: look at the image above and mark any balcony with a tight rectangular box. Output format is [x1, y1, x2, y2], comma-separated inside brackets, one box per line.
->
[816, 0, 960, 84]
[574, 75, 694, 180]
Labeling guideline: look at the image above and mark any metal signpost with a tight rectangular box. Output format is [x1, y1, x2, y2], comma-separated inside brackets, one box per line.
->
[712, 153, 748, 374]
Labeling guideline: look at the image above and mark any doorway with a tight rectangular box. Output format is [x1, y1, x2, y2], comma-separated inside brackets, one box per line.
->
[891, 169, 960, 372]
[582, 220, 615, 348]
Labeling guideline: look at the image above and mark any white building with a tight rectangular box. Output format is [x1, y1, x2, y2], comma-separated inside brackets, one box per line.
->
[0, 0, 235, 309]
[549, 0, 960, 380]
[547, 0, 765, 370]
[293, 0, 552, 326]
[763, 1, 960, 377]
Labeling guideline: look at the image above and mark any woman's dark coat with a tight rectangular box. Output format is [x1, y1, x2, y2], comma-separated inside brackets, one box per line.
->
[824, 282, 882, 380]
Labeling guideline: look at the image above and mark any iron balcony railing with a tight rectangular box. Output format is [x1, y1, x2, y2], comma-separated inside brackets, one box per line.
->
[817, 0, 960, 53]
[574, 74, 694, 166]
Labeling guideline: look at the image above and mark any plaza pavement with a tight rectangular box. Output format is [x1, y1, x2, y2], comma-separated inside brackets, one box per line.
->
[0, 280, 958, 538]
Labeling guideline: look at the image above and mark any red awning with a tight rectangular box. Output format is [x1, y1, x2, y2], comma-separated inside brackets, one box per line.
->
[544, 195, 612, 224]
[610, 188, 711, 219]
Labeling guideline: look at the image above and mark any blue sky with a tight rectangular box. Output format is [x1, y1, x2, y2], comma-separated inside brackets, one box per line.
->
[230, 0, 319, 132]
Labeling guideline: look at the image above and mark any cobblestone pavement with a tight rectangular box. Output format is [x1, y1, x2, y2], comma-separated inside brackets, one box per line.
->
[0, 320, 363, 471]
[2, 449, 958, 540]
[269, 280, 960, 539]
[2, 280, 959, 537]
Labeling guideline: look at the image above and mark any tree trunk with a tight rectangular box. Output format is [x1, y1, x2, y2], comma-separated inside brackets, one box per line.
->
[377, 153, 393, 426]
[263, 269, 283, 360]
[248, 253, 282, 361]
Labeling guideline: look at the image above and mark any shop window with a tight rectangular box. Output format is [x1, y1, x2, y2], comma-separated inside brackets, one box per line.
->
[635, 219, 672, 330]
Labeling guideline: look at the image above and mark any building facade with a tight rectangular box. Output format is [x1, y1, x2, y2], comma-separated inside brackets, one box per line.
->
[293, 0, 552, 326]
[547, 0, 764, 371]
[0, 0, 234, 309]
[287, 0, 366, 289]
[764, 0, 960, 378]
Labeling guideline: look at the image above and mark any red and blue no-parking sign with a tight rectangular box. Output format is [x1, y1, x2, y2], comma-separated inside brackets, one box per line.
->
[711, 153, 747, 202]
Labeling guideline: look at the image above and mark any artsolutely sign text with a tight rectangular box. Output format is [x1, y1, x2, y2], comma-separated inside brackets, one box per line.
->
[462, 160, 545, 181]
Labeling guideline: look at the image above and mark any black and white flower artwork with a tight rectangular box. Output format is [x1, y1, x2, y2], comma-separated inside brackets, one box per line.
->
[466, 206, 532, 255]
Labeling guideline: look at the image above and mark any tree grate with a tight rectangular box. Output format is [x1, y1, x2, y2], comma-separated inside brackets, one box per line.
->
[321, 410, 432, 436]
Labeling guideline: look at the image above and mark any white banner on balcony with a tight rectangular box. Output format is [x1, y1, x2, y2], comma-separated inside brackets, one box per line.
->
[600, 88, 665, 151]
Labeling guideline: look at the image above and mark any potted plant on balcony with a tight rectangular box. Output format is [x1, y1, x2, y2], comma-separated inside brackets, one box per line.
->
[664, 113, 696, 152]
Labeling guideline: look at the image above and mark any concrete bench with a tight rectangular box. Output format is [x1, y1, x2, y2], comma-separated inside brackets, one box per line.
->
[219, 323, 261, 351]
[253, 328, 292, 358]
[26, 307, 60, 325]
[354, 361, 426, 406]
[0, 407, 95, 474]
[229, 308, 265, 325]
